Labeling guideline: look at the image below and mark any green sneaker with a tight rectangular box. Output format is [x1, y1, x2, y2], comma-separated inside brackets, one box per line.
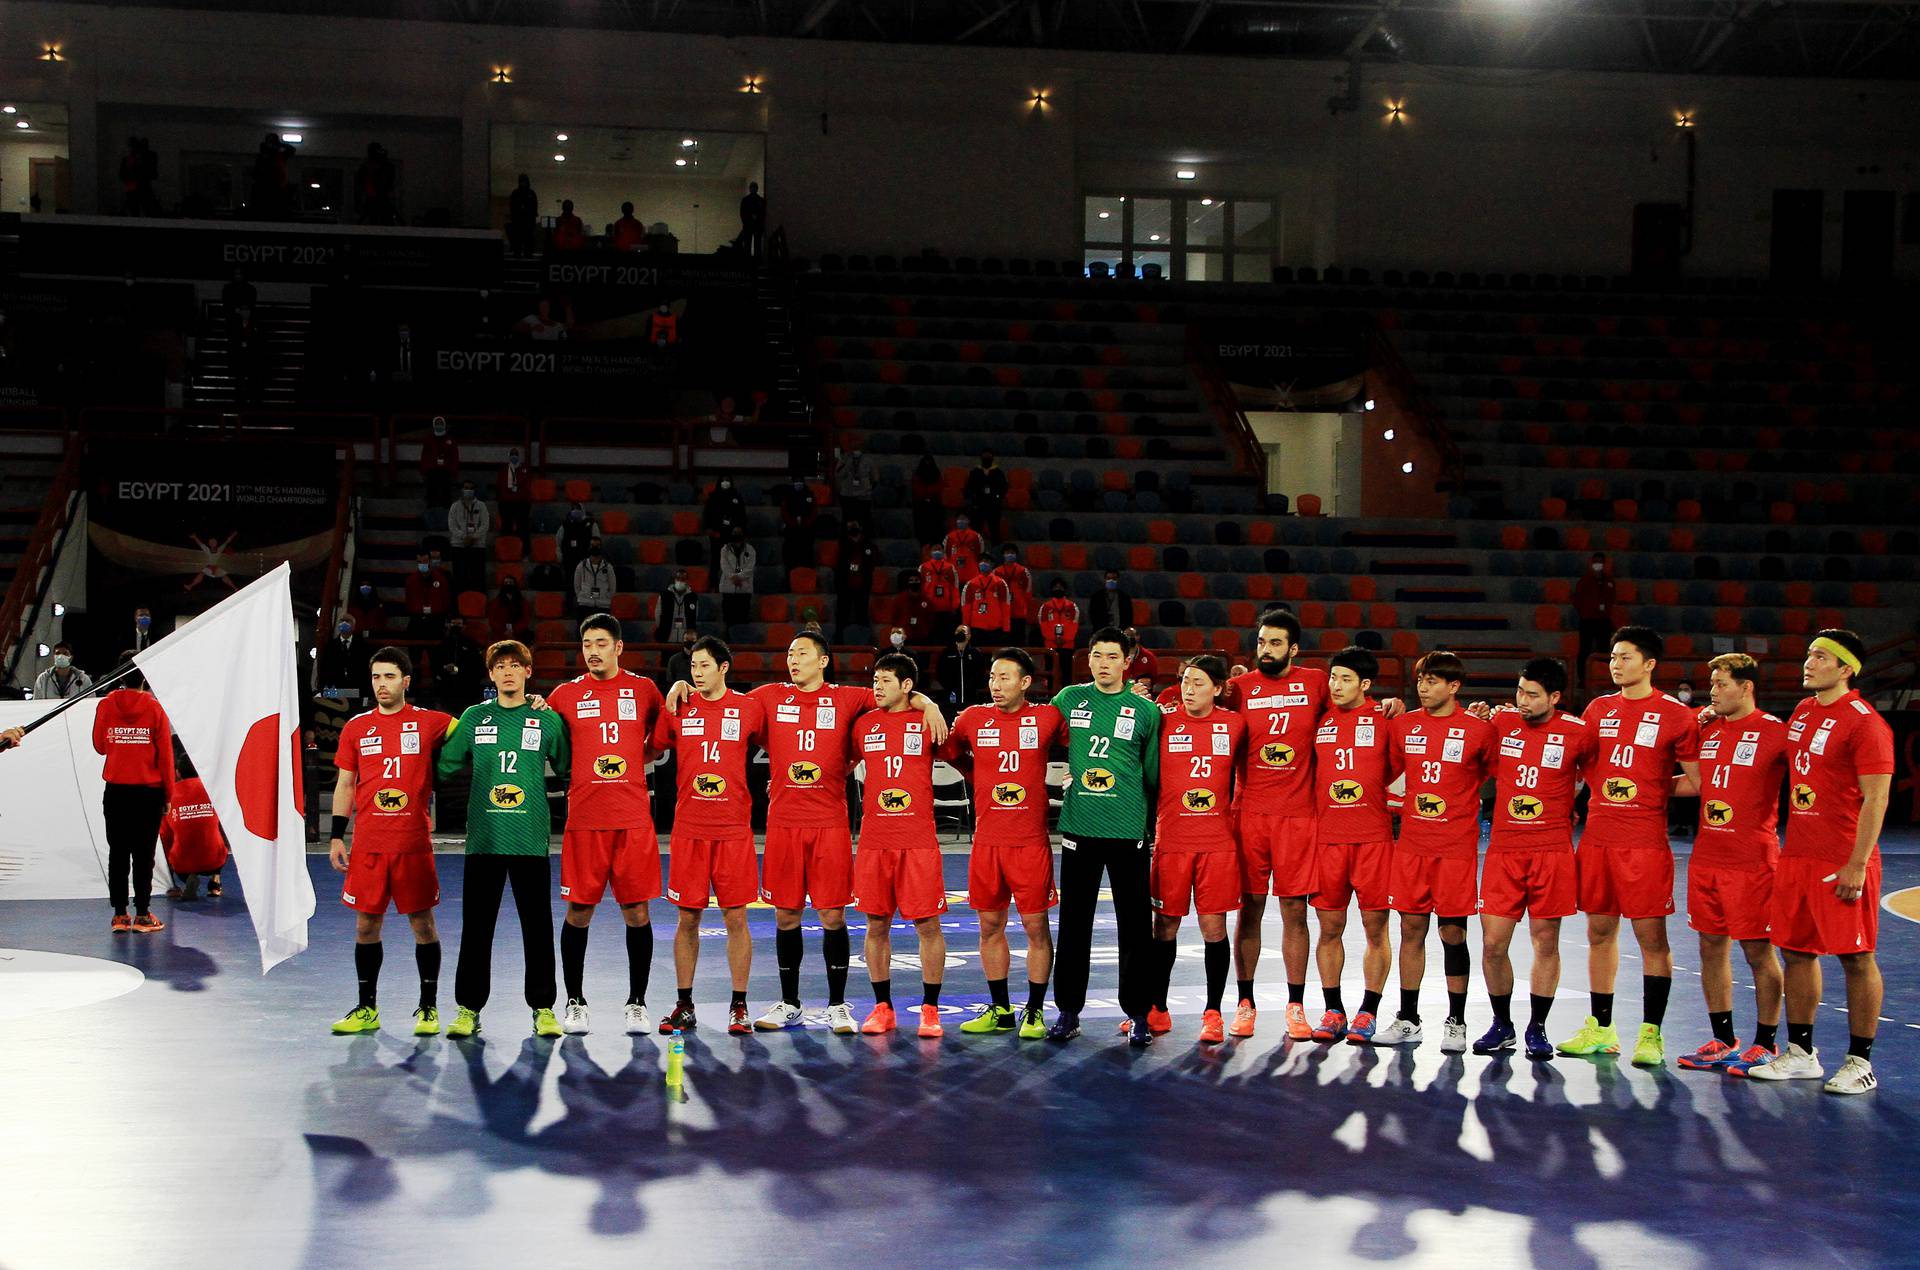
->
[1017, 1007, 1048, 1040]
[413, 1007, 441, 1036]
[959, 1005, 1016, 1034]
[446, 1006, 481, 1038]
[1556, 1016, 1621, 1056]
[1632, 1022, 1665, 1067]
[532, 1007, 563, 1038]
[330, 1005, 380, 1035]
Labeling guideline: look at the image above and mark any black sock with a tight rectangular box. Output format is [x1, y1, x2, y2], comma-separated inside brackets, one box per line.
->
[677, 986, 694, 1007]
[1754, 1020, 1779, 1051]
[1848, 1034, 1873, 1062]
[1642, 974, 1671, 1027]
[988, 977, 1010, 1010]
[1237, 977, 1255, 1006]
[872, 978, 892, 1006]
[923, 980, 941, 1007]
[1709, 1010, 1736, 1046]
[1360, 989, 1382, 1017]
[1288, 981, 1306, 1005]
[1323, 986, 1345, 1014]
[1529, 993, 1554, 1029]
[113, 904, 128, 918]
[416, 941, 440, 1009]
[824, 926, 850, 1006]
[1491, 992, 1512, 1025]
[730, 989, 747, 1010]
[1152, 938, 1175, 1012]
[1591, 991, 1614, 1027]
[560, 922, 589, 1002]
[625, 924, 653, 1005]
[355, 941, 382, 1009]
[776, 927, 803, 1006]
[1788, 1021, 1814, 1053]
[1398, 988, 1421, 1024]
[1026, 981, 1048, 1014]
[1204, 938, 1229, 1013]
[1447, 990, 1467, 1023]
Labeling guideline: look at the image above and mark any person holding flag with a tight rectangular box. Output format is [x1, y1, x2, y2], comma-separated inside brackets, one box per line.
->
[92, 653, 177, 933]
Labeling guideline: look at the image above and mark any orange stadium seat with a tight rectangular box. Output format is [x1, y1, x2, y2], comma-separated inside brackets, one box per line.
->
[1129, 546, 1157, 572]
[1178, 574, 1206, 600]
[1246, 521, 1275, 546]
[1768, 502, 1796, 524]
[639, 539, 668, 565]
[1499, 526, 1527, 550]
[1368, 604, 1398, 629]
[1668, 527, 1696, 552]
[1716, 582, 1748, 606]
[1228, 601, 1258, 627]
[494, 536, 525, 562]
[1784, 582, 1815, 607]
[1061, 545, 1089, 570]
[1540, 497, 1568, 520]
[1299, 602, 1327, 628]
[1603, 527, 1631, 552]
[1779, 634, 1809, 659]
[684, 567, 709, 591]
[531, 478, 558, 502]
[1212, 629, 1239, 652]
[1611, 499, 1639, 522]
[1297, 494, 1324, 517]
[536, 620, 571, 645]
[759, 595, 790, 622]
[731, 651, 765, 674]
[1245, 576, 1276, 601]
[671, 511, 702, 536]
[457, 591, 487, 618]
[791, 568, 819, 593]
[1543, 579, 1572, 604]
[766, 623, 797, 646]
[1148, 520, 1177, 544]
[531, 536, 559, 563]
[1614, 580, 1637, 603]
[1101, 470, 1129, 493]
[1350, 577, 1378, 602]
[1563, 527, 1591, 551]
[1675, 499, 1702, 523]
[1333, 602, 1363, 629]
[1652, 581, 1681, 606]
[612, 594, 642, 621]
[563, 479, 593, 503]
[1026, 545, 1054, 569]
[600, 510, 630, 535]
[1175, 629, 1206, 651]
[1318, 630, 1346, 651]
[1391, 630, 1421, 658]
[1851, 582, 1881, 607]
[534, 591, 565, 619]
[1533, 606, 1560, 632]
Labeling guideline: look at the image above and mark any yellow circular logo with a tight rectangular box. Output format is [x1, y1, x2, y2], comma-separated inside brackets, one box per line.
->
[1792, 783, 1816, 811]
[1182, 787, 1217, 812]
[1601, 777, 1638, 803]
[1329, 779, 1364, 805]
[877, 788, 913, 811]
[1413, 794, 1447, 819]
[1507, 794, 1544, 822]
[488, 783, 525, 809]
[374, 788, 409, 812]
[593, 754, 628, 779]
[1704, 799, 1734, 827]
[788, 761, 822, 785]
[1260, 742, 1296, 768]
[1080, 766, 1116, 792]
[991, 782, 1027, 807]
[693, 773, 728, 797]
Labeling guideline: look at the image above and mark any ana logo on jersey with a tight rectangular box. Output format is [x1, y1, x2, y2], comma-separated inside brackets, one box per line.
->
[1601, 777, 1638, 803]
[374, 788, 409, 812]
[694, 774, 727, 797]
[878, 788, 913, 811]
[594, 754, 628, 779]
[1792, 784, 1816, 811]
[1081, 767, 1116, 791]
[1259, 741, 1296, 768]
[1508, 794, 1543, 821]
[1704, 800, 1733, 826]
[788, 761, 822, 785]
[991, 782, 1027, 806]
[1329, 780, 1364, 804]
[488, 784, 524, 809]
[1182, 788, 1217, 812]
[1413, 794, 1447, 818]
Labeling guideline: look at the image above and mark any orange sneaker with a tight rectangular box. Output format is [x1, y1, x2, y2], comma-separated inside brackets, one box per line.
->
[916, 1005, 944, 1038]
[111, 914, 133, 934]
[1199, 1009, 1226, 1043]
[1285, 1001, 1312, 1040]
[131, 912, 166, 934]
[860, 1002, 896, 1035]
[1229, 1001, 1257, 1038]
[1146, 1006, 1173, 1035]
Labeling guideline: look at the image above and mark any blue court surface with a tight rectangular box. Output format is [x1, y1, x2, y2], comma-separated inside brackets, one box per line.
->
[3, 838, 1918, 1269]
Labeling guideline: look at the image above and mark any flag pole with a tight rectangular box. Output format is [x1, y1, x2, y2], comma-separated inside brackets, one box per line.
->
[0, 661, 145, 751]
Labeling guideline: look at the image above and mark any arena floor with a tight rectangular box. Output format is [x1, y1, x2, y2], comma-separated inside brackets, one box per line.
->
[3, 838, 1917, 1269]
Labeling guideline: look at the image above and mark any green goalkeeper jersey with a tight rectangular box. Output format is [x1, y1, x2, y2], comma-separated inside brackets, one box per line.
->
[1053, 683, 1161, 840]
[436, 699, 570, 856]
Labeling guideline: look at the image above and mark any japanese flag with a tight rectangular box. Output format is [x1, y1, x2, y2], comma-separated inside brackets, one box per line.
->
[137, 563, 315, 971]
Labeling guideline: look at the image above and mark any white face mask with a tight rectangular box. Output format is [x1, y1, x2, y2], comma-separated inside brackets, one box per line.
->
[1591, 562, 1604, 574]
[890, 634, 905, 647]
[53, 654, 72, 669]
[672, 581, 688, 593]
[1677, 687, 1693, 704]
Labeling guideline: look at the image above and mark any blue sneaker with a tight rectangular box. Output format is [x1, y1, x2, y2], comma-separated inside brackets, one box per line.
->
[1524, 1023, 1556, 1061]
[1725, 1044, 1779, 1077]
[1309, 1009, 1348, 1042]
[1471, 1020, 1516, 1055]
[1045, 1012, 1081, 1043]
[1125, 1014, 1154, 1048]
[1345, 1010, 1378, 1045]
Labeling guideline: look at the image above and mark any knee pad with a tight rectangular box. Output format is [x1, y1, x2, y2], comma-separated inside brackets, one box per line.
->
[1443, 939, 1471, 978]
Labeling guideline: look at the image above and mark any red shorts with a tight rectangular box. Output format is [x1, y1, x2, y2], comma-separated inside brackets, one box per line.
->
[341, 850, 439, 915]
[1389, 851, 1479, 918]
[1479, 850, 1578, 921]
[1576, 845, 1675, 919]
[1151, 850, 1240, 917]
[666, 833, 758, 910]
[560, 828, 662, 907]
[1311, 839, 1392, 912]
[1770, 854, 1880, 957]
[1239, 810, 1317, 898]
[854, 849, 949, 921]
[1686, 863, 1776, 941]
[968, 845, 1057, 914]
[760, 824, 854, 910]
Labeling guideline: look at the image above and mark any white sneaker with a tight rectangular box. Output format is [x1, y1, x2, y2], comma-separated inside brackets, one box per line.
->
[623, 1003, 652, 1035]
[824, 1002, 857, 1035]
[1373, 1018, 1423, 1046]
[1747, 1042, 1823, 1081]
[755, 1001, 804, 1031]
[562, 999, 591, 1035]
[1441, 1019, 1469, 1054]
[1823, 1054, 1877, 1096]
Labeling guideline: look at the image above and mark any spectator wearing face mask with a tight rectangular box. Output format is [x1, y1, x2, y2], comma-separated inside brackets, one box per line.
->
[405, 552, 454, 635]
[665, 635, 696, 691]
[347, 581, 387, 635]
[496, 447, 533, 539]
[33, 642, 93, 700]
[880, 626, 911, 656]
[1124, 628, 1157, 686]
[656, 568, 701, 643]
[431, 614, 484, 710]
[1572, 551, 1618, 687]
[557, 501, 598, 581]
[317, 616, 371, 695]
[780, 477, 818, 589]
[964, 449, 1008, 541]
[420, 416, 460, 509]
[489, 575, 532, 643]
[131, 606, 157, 651]
[447, 480, 491, 595]
[836, 521, 877, 638]
[891, 570, 935, 646]
[835, 446, 875, 532]
[1038, 581, 1080, 691]
[995, 544, 1034, 643]
[1089, 569, 1133, 632]
[943, 515, 985, 577]
[572, 538, 617, 618]
[960, 560, 1012, 646]
[911, 454, 946, 547]
[702, 475, 747, 573]
[921, 547, 961, 641]
[936, 625, 989, 712]
[718, 528, 756, 629]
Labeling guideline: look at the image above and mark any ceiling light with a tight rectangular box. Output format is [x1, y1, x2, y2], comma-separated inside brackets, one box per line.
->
[1675, 110, 1695, 129]
[553, 153, 565, 162]
[1148, 233, 1160, 241]
[309, 181, 321, 189]
[14, 121, 28, 130]
[1175, 169, 1197, 180]
[1364, 398, 1376, 411]
[52, 602, 66, 617]
[555, 132, 568, 142]
[36, 642, 50, 657]
[1, 106, 15, 114]
[1200, 198, 1213, 206]
[1382, 429, 1395, 441]
[492, 66, 512, 83]
[741, 75, 763, 94]
[282, 133, 301, 143]
[681, 138, 696, 147]
[674, 158, 687, 167]
[41, 44, 64, 62]
[1097, 211, 1111, 220]
[1401, 461, 1415, 474]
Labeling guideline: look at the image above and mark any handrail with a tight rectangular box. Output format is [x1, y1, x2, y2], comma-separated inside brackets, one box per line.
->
[1183, 325, 1266, 479]
[0, 442, 83, 680]
[1362, 315, 1465, 495]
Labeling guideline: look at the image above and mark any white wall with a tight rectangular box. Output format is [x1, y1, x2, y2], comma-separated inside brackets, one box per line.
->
[1248, 411, 1357, 515]
[0, 137, 68, 214]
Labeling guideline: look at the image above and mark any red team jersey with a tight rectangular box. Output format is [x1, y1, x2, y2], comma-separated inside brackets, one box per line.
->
[1390, 708, 1496, 858]
[545, 672, 665, 830]
[751, 682, 876, 827]
[854, 709, 938, 851]
[1222, 666, 1329, 817]
[1155, 708, 1244, 852]
[1782, 690, 1895, 864]
[334, 704, 455, 854]
[1313, 701, 1398, 844]
[941, 703, 1065, 849]
[1580, 690, 1702, 844]
[656, 689, 765, 837]
[1693, 712, 1788, 870]
[1488, 709, 1595, 851]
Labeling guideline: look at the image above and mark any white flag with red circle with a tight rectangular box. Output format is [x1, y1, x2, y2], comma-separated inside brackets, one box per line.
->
[136, 562, 316, 972]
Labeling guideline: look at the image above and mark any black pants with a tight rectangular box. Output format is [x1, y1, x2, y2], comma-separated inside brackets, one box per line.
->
[1052, 834, 1152, 1019]
[1576, 618, 1611, 681]
[454, 855, 556, 1013]
[103, 783, 168, 914]
[722, 592, 751, 628]
[498, 502, 530, 540]
[452, 546, 486, 596]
